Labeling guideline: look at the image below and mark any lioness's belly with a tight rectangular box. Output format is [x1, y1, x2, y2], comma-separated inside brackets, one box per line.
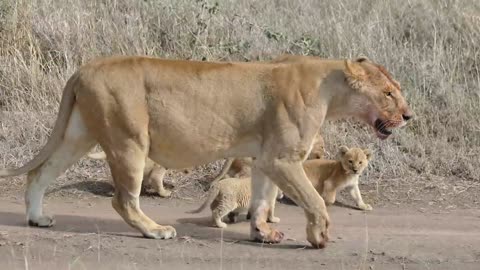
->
[145, 72, 264, 168]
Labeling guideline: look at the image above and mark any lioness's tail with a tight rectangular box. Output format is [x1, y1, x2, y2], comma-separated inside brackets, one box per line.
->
[87, 151, 107, 160]
[187, 183, 221, 214]
[0, 72, 79, 177]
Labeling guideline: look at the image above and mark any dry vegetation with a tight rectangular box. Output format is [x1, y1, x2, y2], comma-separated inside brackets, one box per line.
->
[0, 0, 479, 205]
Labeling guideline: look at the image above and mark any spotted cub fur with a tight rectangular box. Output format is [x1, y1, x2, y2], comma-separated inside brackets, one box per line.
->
[188, 177, 280, 228]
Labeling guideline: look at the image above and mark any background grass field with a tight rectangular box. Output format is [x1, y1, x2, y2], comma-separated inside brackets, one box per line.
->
[0, 0, 479, 206]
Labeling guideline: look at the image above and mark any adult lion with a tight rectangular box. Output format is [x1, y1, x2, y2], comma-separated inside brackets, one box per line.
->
[0, 54, 412, 249]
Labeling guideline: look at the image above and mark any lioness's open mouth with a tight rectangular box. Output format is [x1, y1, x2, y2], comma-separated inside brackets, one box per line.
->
[374, 119, 392, 140]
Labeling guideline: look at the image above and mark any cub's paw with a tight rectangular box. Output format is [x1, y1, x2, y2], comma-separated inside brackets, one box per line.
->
[267, 216, 280, 223]
[215, 221, 228, 228]
[157, 189, 172, 198]
[359, 203, 373, 211]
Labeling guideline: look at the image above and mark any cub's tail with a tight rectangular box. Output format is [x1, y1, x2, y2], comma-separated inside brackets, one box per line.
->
[187, 182, 221, 214]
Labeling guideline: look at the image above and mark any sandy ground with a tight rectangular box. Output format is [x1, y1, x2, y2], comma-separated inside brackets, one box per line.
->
[0, 195, 479, 270]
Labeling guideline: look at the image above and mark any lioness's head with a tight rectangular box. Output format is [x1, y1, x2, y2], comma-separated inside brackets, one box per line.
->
[338, 146, 372, 175]
[344, 57, 413, 140]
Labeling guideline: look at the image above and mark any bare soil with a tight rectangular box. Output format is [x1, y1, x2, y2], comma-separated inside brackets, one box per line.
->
[0, 191, 479, 270]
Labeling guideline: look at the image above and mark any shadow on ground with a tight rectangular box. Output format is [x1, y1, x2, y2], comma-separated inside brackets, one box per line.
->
[45, 180, 175, 198]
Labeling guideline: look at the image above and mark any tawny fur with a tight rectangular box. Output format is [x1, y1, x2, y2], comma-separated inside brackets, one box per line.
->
[0, 54, 412, 248]
[303, 146, 373, 211]
[212, 132, 326, 199]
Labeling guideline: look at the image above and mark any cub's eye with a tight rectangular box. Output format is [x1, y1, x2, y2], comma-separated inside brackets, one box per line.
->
[349, 160, 353, 164]
[385, 91, 392, 97]
[359, 161, 362, 164]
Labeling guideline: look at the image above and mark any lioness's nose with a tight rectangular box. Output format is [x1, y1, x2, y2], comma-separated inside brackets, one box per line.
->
[402, 113, 412, 121]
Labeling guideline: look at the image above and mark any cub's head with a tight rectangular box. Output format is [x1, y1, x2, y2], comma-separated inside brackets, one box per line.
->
[338, 146, 372, 175]
[344, 57, 413, 140]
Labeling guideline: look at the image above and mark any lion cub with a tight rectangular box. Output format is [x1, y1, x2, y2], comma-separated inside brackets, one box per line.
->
[304, 146, 373, 211]
[87, 151, 173, 198]
[188, 177, 281, 228]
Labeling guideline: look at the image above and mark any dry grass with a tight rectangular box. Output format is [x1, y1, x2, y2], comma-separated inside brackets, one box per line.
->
[0, 0, 479, 204]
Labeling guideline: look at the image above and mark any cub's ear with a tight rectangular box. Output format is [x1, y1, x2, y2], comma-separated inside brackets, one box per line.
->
[344, 59, 367, 89]
[363, 149, 373, 160]
[339, 146, 349, 156]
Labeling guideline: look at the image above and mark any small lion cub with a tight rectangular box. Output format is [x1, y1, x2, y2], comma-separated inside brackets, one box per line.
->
[304, 146, 373, 211]
[188, 177, 281, 228]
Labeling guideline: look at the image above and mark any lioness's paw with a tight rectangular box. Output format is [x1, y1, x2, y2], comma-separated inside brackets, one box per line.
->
[306, 223, 328, 249]
[267, 216, 280, 223]
[359, 203, 373, 211]
[251, 223, 284, 244]
[144, 225, 177, 239]
[28, 215, 56, 227]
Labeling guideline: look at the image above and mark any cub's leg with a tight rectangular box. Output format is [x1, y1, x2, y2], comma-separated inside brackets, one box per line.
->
[266, 186, 280, 223]
[212, 203, 237, 228]
[144, 163, 171, 198]
[322, 180, 337, 205]
[227, 212, 239, 223]
[348, 184, 372, 211]
[26, 107, 96, 227]
[106, 142, 176, 239]
[255, 159, 330, 249]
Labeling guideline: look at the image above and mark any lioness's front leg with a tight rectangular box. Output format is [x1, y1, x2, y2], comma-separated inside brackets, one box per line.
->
[348, 184, 372, 211]
[249, 166, 284, 243]
[259, 159, 330, 249]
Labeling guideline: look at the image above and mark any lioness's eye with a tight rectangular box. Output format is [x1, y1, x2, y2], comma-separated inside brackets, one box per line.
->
[359, 161, 362, 164]
[349, 160, 353, 163]
[385, 91, 392, 97]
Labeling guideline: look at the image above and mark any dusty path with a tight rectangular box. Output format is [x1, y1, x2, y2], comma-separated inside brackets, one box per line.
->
[0, 197, 479, 270]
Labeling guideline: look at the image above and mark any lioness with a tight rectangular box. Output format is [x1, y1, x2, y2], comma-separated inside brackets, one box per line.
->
[304, 146, 373, 211]
[0, 54, 412, 249]
[214, 133, 325, 182]
[188, 177, 281, 228]
[86, 131, 323, 197]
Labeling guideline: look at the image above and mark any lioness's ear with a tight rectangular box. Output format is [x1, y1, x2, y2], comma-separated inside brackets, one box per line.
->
[363, 149, 373, 160]
[344, 60, 367, 88]
[339, 146, 349, 156]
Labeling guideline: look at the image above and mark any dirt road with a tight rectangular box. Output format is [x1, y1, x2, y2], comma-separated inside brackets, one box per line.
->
[0, 196, 479, 270]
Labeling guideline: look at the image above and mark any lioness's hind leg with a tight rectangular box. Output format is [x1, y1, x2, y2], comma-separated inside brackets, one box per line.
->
[26, 107, 96, 227]
[107, 144, 176, 239]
